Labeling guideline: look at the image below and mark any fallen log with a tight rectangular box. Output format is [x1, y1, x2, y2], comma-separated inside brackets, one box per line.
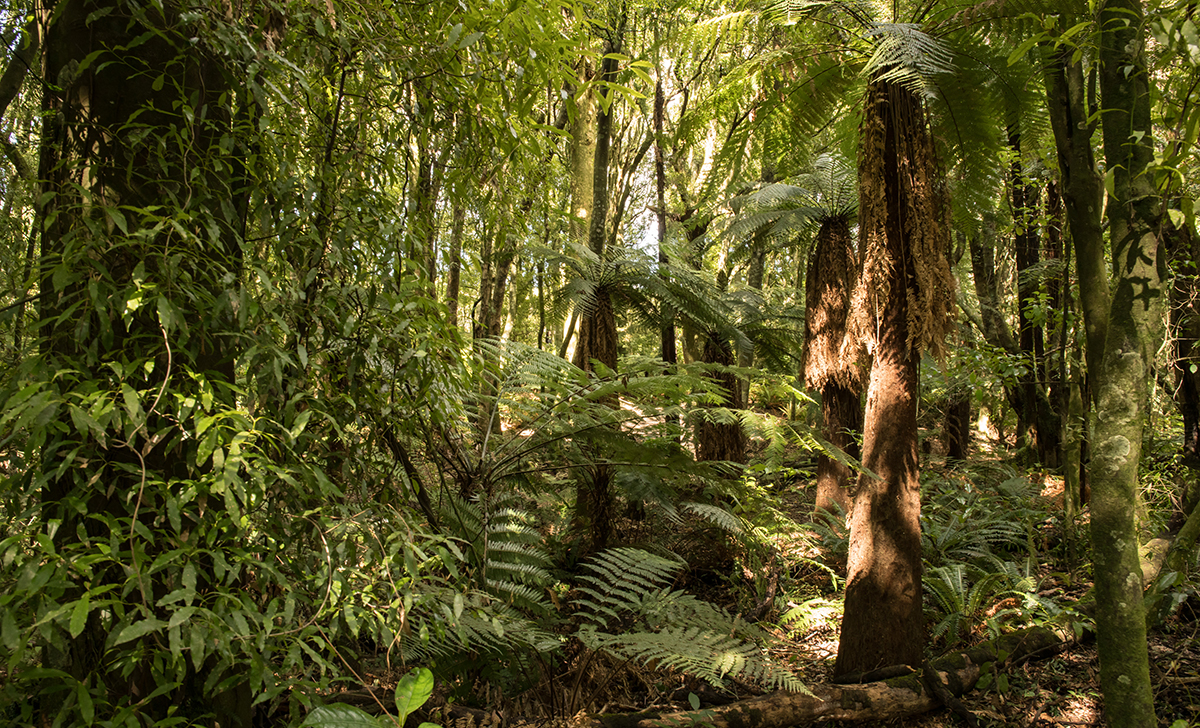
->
[576, 627, 1062, 728]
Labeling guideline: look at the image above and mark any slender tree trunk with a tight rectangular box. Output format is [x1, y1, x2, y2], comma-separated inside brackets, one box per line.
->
[654, 79, 675, 367]
[1167, 216, 1200, 463]
[571, 19, 625, 554]
[446, 200, 465, 328]
[1045, 181, 1069, 466]
[1082, 2, 1162, 723]
[569, 61, 596, 250]
[1009, 125, 1043, 459]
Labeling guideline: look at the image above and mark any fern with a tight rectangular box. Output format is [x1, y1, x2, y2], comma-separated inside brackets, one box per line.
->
[571, 548, 807, 692]
[924, 556, 1059, 648]
[864, 23, 956, 94]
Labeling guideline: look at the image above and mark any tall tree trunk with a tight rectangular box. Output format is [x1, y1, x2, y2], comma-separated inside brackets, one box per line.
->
[654, 79, 675, 367]
[1043, 42, 1101, 510]
[1167, 216, 1200, 463]
[1084, 1, 1162, 723]
[1045, 181, 1069, 466]
[836, 81, 954, 676]
[1009, 125, 1040, 453]
[571, 18, 625, 554]
[446, 200, 465, 328]
[37, 1, 248, 722]
[569, 61, 596, 250]
[803, 216, 862, 515]
[1008, 125, 1059, 466]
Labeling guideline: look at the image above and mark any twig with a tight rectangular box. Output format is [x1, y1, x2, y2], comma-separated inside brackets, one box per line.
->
[1024, 695, 1064, 728]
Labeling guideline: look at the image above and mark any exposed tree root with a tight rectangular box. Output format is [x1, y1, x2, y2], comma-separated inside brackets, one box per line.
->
[575, 627, 1061, 728]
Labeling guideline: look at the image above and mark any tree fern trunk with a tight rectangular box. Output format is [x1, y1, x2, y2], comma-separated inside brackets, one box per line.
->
[803, 215, 862, 515]
[836, 79, 953, 676]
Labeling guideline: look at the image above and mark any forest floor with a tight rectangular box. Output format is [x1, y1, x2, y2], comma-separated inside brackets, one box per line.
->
[764, 467, 1200, 728]
[353, 451, 1200, 727]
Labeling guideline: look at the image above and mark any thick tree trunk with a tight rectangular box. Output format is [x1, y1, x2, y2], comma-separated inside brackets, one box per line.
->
[37, 1, 248, 722]
[837, 80, 954, 675]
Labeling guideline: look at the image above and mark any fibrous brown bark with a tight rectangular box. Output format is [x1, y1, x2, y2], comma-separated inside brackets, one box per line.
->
[836, 80, 953, 675]
[802, 216, 862, 515]
[696, 333, 747, 464]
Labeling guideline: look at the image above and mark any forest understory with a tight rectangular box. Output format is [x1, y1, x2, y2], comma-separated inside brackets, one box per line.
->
[312, 434, 1200, 728]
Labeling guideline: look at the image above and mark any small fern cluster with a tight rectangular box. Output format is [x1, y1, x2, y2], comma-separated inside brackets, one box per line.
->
[920, 466, 1063, 648]
[573, 548, 806, 692]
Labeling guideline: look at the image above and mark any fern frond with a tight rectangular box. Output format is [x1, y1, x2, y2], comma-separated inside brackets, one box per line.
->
[864, 23, 956, 94]
[680, 501, 745, 535]
[583, 626, 806, 692]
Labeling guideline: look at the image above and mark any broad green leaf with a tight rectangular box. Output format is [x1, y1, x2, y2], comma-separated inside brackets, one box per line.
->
[301, 703, 381, 728]
[1, 608, 19, 650]
[111, 618, 167, 646]
[394, 667, 434, 720]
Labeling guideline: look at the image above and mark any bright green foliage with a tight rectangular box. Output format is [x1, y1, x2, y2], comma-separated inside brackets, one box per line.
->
[302, 667, 442, 728]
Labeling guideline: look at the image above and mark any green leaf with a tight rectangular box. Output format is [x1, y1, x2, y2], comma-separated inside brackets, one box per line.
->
[688, 692, 701, 711]
[69, 595, 90, 638]
[111, 618, 167, 646]
[1, 608, 19, 650]
[300, 703, 382, 728]
[121, 383, 142, 425]
[290, 409, 313, 442]
[394, 667, 434, 720]
[77, 681, 94, 724]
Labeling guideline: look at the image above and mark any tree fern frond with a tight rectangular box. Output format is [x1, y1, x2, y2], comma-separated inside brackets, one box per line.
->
[864, 23, 956, 94]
